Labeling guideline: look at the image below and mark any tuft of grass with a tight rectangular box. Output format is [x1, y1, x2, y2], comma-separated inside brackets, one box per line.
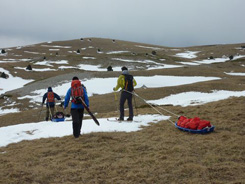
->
[0, 97, 245, 183]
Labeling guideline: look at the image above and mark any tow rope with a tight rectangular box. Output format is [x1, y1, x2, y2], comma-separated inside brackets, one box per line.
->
[122, 90, 178, 125]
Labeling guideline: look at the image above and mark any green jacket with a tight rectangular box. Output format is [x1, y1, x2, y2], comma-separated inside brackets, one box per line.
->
[113, 74, 137, 91]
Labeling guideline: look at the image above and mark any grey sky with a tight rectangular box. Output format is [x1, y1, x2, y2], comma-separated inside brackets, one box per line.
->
[0, 0, 245, 48]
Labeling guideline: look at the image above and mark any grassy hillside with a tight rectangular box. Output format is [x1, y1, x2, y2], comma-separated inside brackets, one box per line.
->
[0, 38, 245, 183]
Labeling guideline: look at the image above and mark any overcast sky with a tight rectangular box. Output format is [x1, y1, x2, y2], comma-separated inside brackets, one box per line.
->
[0, 0, 245, 48]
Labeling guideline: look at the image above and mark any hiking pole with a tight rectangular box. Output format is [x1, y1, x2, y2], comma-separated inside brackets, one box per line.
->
[133, 93, 138, 116]
[38, 104, 43, 121]
[123, 90, 175, 125]
[114, 91, 119, 112]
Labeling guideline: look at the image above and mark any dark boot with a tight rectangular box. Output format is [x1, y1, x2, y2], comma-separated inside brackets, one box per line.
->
[127, 117, 133, 121]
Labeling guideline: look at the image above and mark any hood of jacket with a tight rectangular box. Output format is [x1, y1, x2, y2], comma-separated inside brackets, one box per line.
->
[122, 70, 129, 75]
[48, 87, 53, 92]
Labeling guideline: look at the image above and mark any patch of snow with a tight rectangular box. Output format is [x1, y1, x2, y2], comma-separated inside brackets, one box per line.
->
[41, 45, 71, 48]
[34, 60, 68, 66]
[135, 45, 163, 50]
[20, 75, 220, 104]
[58, 66, 77, 69]
[146, 64, 183, 70]
[14, 67, 57, 72]
[147, 90, 245, 107]
[224, 72, 245, 76]
[0, 58, 32, 63]
[77, 64, 105, 71]
[112, 58, 161, 65]
[0, 114, 169, 147]
[175, 51, 200, 59]
[194, 55, 245, 64]
[24, 51, 46, 55]
[0, 107, 20, 116]
[106, 51, 130, 54]
[177, 61, 200, 66]
[83, 57, 96, 59]
[0, 67, 33, 95]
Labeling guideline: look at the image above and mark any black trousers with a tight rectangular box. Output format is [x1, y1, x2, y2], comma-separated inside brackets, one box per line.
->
[120, 91, 133, 120]
[71, 108, 84, 138]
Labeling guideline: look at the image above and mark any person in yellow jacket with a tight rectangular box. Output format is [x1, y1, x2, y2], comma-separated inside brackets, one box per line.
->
[113, 66, 137, 121]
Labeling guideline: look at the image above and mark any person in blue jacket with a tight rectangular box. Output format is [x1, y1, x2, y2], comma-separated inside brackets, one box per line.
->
[42, 87, 61, 121]
[64, 76, 89, 138]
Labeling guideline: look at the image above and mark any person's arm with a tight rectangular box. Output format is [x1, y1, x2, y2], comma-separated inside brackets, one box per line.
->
[133, 78, 137, 87]
[42, 93, 47, 104]
[64, 88, 71, 108]
[113, 75, 124, 91]
[54, 93, 61, 101]
[83, 86, 89, 108]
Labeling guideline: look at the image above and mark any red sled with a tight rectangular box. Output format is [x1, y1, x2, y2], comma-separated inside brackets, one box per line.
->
[175, 116, 215, 134]
[175, 123, 215, 134]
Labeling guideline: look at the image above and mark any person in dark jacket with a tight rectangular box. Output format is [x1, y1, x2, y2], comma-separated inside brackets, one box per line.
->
[42, 87, 61, 121]
[64, 76, 89, 138]
[113, 66, 137, 121]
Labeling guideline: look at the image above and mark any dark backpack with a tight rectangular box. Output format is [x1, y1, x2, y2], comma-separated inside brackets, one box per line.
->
[123, 74, 134, 92]
[54, 112, 64, 119]
[71, 80, 84, 104]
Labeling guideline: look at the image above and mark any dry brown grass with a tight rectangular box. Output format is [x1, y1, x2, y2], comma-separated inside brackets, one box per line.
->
[0, 97, 244, 184]
[0, 38, 245, 183]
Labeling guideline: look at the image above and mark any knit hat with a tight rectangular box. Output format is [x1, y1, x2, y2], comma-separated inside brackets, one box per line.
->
[72, 76, 79, 80]
[121, 66, 128, 71]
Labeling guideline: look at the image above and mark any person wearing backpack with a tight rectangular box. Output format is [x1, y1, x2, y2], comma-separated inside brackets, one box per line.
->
[64, 76, 89, 138]
[42, 87, 61, 121]
[113, 66, 137, 121]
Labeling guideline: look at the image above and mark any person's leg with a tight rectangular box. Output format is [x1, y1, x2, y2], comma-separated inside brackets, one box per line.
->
[71, 109, 81, 138]
[77, 108, 84, 135]
[45, 107, 49, 121]
[119, 92, 127, 120]
[50, 107, 54, 119]
[127, 94, 134, 120]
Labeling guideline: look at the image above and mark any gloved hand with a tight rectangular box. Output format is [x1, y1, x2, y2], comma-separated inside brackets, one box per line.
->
[60, 101, 64, 107]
